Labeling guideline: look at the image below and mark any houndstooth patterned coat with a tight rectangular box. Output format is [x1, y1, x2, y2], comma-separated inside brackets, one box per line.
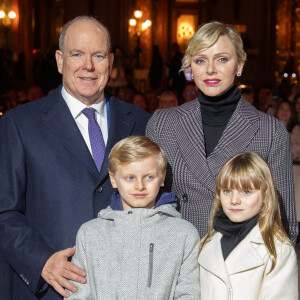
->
[146, 98, 298, 244]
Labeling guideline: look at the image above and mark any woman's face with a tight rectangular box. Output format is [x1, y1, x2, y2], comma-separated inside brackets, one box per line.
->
[277, 102, 292, 123]
[191, 35, 243, 97]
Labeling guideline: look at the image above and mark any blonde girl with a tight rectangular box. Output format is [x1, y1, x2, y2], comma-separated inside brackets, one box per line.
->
[199, 152, 298, 300]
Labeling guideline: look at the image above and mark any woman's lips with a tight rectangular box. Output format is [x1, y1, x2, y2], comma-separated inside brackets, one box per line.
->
[203, 79, 220, 86]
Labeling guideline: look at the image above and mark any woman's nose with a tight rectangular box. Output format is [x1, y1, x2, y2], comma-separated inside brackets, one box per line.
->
[206, 61, 216, 75]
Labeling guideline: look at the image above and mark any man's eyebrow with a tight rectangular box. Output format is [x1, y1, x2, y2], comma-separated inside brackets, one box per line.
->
[69, 49, 83, 53]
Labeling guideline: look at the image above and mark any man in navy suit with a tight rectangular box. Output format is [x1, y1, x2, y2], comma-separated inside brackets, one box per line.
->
[0, 16, 150, 300]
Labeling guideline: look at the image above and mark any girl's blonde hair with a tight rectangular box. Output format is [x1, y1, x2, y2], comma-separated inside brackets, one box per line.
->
[200, 152, 289, 273]
[181, 21, 247, 71]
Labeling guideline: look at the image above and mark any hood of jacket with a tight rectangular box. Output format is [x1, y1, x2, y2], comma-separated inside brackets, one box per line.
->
[98, 191, 181, 221]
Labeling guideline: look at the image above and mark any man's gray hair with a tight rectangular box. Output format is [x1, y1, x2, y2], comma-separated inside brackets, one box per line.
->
[58, 16, 111, 53]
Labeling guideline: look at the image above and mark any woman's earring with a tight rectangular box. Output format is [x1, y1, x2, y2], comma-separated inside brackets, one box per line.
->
[191, 73, 194, 79]
[237, 71, 242, 77]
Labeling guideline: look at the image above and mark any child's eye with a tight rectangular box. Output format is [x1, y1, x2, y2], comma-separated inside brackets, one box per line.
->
[242, 190, 252, 195]
[222, 189, 231, 194]
[125, 176, 134, 181]
[145, 175, 154, 180]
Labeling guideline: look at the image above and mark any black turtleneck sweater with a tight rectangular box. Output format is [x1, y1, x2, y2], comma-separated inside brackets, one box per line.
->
[198, 85, 241, 157]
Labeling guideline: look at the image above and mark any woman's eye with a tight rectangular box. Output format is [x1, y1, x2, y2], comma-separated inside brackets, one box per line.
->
[195, 58, 205, 64]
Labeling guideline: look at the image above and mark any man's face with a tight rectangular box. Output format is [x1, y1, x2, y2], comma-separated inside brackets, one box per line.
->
[55, 20, 114, 105]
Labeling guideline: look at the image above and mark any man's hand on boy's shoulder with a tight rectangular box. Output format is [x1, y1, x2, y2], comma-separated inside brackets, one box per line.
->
[41, 246, 86, 298]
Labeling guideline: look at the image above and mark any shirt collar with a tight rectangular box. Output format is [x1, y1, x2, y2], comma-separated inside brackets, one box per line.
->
[62, 86, 107, 119]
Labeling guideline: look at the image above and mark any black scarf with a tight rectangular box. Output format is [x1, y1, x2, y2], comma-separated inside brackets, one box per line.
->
[213, 209, 259, 260]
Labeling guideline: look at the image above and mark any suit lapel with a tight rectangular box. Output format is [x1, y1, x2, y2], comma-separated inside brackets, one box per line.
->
[39, 88, 99, 178]
[97, 97, 137, 183]
[175, 99, 260, 192]
[207, 99, 260, 178]
[175, 100, 215, 191]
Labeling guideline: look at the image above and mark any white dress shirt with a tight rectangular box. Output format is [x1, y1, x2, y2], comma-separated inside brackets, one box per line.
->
[61, 87, 108, 155]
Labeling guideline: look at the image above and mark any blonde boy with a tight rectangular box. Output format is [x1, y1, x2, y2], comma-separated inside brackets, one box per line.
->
[66, 136, 200, 299]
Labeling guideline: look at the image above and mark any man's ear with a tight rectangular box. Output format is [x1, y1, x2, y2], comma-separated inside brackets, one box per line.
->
[55, 50, 64, 75]
[109, 171, 118, 188]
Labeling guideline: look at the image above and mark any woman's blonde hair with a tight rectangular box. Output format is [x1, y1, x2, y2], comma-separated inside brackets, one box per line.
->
[181, 21, 247, 71]
[200, 152, 289, 273]
[108, 136, 167, 174]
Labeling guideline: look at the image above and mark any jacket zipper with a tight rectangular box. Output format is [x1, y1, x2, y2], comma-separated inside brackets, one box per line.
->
[147, 243, 154, 287]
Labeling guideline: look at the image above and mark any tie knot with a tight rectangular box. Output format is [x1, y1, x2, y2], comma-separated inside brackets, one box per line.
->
[82, 107, 96, 120]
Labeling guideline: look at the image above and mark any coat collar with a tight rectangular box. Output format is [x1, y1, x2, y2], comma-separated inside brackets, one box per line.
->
[199, 225, 264, 282]
[174, 98, 260, 192]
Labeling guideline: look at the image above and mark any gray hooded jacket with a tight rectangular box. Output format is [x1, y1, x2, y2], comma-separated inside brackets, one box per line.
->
[66, 200, 200, 299]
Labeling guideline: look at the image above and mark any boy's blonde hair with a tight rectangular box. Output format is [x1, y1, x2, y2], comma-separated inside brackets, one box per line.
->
[108, 136, 167, 174]
[200, 152, 289, 273]
[181, 21, 247, 71]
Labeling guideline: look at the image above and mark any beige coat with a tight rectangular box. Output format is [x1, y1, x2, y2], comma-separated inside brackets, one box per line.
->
[199, 225, 298, 300]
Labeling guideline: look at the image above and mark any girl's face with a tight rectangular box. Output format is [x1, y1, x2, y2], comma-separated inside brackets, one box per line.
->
[190, 35, 243, 97]
[277, 102, 292, 123]
[220, 187, 263, 222]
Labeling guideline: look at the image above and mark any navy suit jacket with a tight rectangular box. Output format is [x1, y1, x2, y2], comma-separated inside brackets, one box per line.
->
[0, 86, 150, 300]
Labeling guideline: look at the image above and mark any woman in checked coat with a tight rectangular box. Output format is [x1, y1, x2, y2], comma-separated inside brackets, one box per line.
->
[146, 21, 298, 243]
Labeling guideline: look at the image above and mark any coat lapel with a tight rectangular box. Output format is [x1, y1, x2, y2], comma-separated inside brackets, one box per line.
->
[97, 97, 137, 183]
[225, 226, 264, 275]
[175, 99, 260, 192]
[39, 87, 99, 178]
[175, 100, 215, 191]
[207, 99, 260, 177]
[199, 232, 230, 284]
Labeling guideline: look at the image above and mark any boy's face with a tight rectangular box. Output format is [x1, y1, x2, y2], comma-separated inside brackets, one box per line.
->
[109, 156, 166, 210]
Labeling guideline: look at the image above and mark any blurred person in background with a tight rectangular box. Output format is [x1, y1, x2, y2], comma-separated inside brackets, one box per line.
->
[145, 89, 159, 114]
[158, 90, 178, 109]
[181, 82, 199, 104]
[240, 85, 254, 104]
[275, 99, 300, 222]
[293, 94, 300, 123]
[132, 93, 147, 111]
[149, 45, 163, 90]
